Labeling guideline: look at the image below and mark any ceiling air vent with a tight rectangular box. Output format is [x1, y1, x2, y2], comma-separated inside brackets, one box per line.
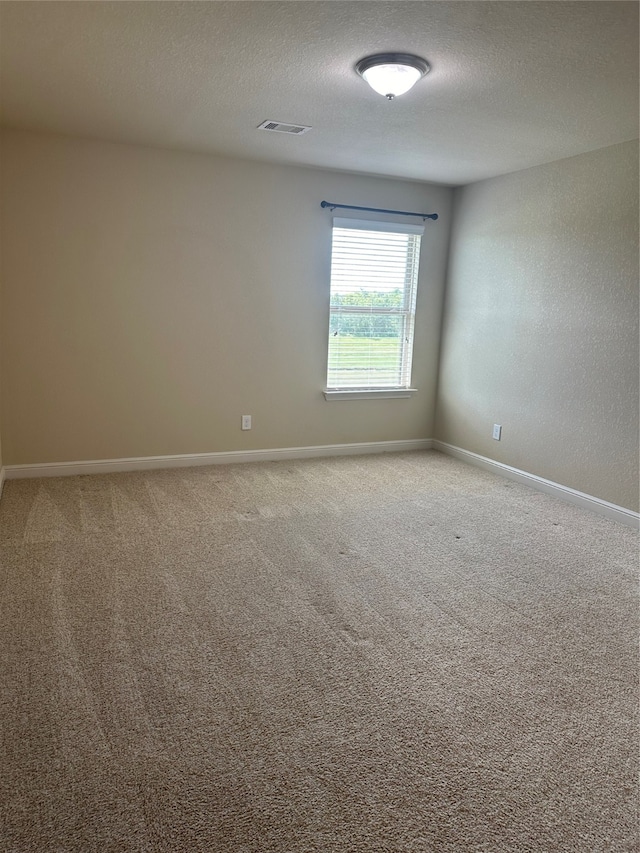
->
[257, 120, 312, 135]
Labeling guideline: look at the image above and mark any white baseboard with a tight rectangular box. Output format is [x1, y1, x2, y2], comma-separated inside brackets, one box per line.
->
[4, 439, 433, 480]
[5, 439, 636, 529]
[433, 440, 639, 530]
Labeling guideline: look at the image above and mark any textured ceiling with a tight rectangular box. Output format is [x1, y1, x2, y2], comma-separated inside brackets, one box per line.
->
[0, 1, 637, 185]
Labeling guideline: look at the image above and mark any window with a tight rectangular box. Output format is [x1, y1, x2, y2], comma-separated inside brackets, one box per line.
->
[325, 218, 423, 398]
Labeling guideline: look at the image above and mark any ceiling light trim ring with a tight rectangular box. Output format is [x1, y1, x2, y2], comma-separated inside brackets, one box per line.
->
[356, 53, 429, 78]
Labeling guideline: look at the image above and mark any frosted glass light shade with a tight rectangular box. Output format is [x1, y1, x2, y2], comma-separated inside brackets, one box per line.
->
[362, 64, 422, 98]
[356, 53, 429, 100]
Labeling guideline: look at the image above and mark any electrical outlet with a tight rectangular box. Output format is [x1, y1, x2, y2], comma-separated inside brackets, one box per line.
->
[492, 423, 502, 441]
[241, 415, 252, 430]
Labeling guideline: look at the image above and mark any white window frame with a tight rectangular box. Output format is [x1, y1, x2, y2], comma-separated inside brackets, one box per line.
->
[324, 217, 423, 400]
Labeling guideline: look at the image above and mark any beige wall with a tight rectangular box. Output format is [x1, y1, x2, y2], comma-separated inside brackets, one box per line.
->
[0, 257, 2, 474]
[0, 152, 3, 473]
[0, 129, 452, 465]
[436, 141, 639, 512]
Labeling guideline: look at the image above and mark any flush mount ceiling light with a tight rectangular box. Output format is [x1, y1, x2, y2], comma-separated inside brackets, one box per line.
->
[356, 53, 430, 100]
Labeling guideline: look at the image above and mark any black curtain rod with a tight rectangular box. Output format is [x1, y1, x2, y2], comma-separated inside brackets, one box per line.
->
[320, 200, 438, 221]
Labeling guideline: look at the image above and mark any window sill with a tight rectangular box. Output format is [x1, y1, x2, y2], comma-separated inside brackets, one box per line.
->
[323, 388, 418, 401]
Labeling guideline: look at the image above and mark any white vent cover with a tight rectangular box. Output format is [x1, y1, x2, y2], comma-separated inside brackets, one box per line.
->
[257, 120, 312, 135]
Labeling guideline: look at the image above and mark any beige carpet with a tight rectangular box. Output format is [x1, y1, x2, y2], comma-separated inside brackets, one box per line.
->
[0, 450, 637, 852]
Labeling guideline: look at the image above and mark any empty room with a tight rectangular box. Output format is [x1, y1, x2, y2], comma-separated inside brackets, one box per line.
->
[0, 2, 638, 851]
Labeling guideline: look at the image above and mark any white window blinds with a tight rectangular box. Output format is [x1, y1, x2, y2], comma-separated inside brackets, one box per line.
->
[327, 218, 424, 390]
